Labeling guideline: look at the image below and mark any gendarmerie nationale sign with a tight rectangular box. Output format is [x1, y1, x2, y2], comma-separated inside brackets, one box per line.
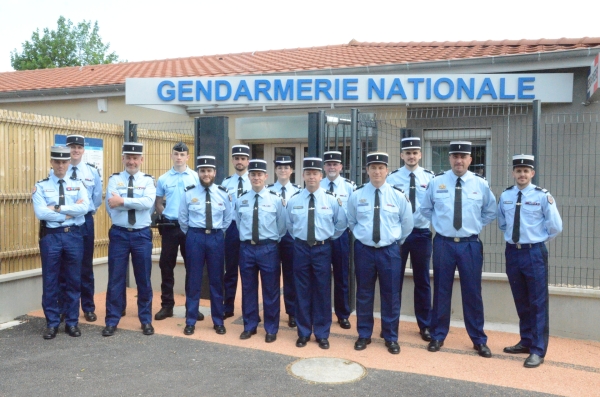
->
[126, 74, 573, 106]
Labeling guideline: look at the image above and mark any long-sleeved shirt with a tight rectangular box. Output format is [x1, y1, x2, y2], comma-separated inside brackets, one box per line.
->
[105, 170, 156, 229]
[179, 183, 232, 234]
[235, 187, 287, 241]
[32, 174, 89, 227]
[387, 166, 434, 229]
[286, 187, 347, 241]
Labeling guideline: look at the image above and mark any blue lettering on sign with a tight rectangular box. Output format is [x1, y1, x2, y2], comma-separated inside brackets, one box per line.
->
[196, 81, 212, 101]
[426, 78, 432, 100]
[215, 80, 232, 101]
[274, 79, 293, 100]
[315, 79, 333, 100]
[518, 77, 535, 99]
[408, 78, 424, 99]
[434, 78, 454, 100]
[178, 80, 193, 101]
[457, 78, 474, 99]
[158, 80, 175, 101]
[297, 79, 312, 100]
[255, 80, 272, 101]
[343, 79, 358, 100]
[368, 78, 384, 99]
[386, 78, 407, 100]
[499, 78, 515, 100]
[477, 78, 498, 99]
[335, 79, 340, 100]
[233, 80, 252, 100]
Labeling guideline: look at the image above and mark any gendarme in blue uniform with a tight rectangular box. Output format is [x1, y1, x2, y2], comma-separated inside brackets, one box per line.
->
[180, 169, 232, 330]
[320, 171, 356, 325]
[286, 181, 347, 343]
[498, 180, 562, 360]
[387, 163, 435, 336]
[33, 171, 89, 331]
[105, 166, 156, 329]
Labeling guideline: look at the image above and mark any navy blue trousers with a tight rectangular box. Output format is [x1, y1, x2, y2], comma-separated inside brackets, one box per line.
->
[40, 228, 83, 328]
[105, 227, 153, 326]
[184, 228, 224, 326]
[293, 240, 332, 340]
[331, 229, 351, 320]
[430, 235, 487, 345]
[355, 240, 402, 342]
[80, 212, 96, 313]
[223, 221, 240, 313]
[400, 228, 432, 331]
[505, 242, 549, 357]
[158, 225, 187, 308]
[239, 241, 281, 334]
[278, 232, 296, 317]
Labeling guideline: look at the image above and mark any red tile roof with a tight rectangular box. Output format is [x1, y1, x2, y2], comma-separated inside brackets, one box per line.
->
[1, 38, 599, 93]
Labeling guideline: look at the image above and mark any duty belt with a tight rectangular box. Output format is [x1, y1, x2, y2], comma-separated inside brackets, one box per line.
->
[295, 238, 330, 246]
[45, 225, 80, 234]
[190, 227, 219, 234]
[437, 234, 479, 243]
[507, 242, 543, 250]
[242, 239, 277, 245]
[112, 225, 149, 232]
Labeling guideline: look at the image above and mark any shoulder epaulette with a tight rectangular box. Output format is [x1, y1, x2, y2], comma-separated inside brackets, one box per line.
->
[184, 184, 196, 192]
[266, 183, 275, 188]
[224, 175, 233, 180]
[535, 186, 549, 193]
[389, 169, 400, 175]
[143, 173, 154, 179]
[325, 190, 336, 197]
[218, 185, 228, 193]
[86, 162, 97, 169]
[423, 168, 435, 175]
[474, 173, 487, 180]
[293, 184, 302, 189]
[356, 184, 365, 190]
[241, 190, 249, 196]
[344, 178, 356, 185]
[504, 185, 515, 192]
[392, 186, 405, 194]
[269, 190, 281, 197]
[435, 171, 445, 177]
[110, 172, 120, 177]
[36, 177, 50, 183]
[290, 190, 301, 198]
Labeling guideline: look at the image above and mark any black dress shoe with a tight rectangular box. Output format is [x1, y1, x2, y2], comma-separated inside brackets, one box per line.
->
[43, 327, 58, 340]
[317, 338, 330, 349]
[524, 353, 544, 368]
[354, 337, 372, 351]
[197, 311, 205, 321]
[121, 309, 126, 317]
[183, 325, 195, 335]
[102, 325, 117, 337]
[65, 325, 81, 337]
[337, 318, 351, 329]
[296, 336, 310, 347]
[240, 329, 257, 340]
[154, 307, 173, 321]
[503, 343, 530, 354]
[214, 325, 226, 335]
[420, 327, 432, 342]
[141, 323, 154, 336]
[265, 333, 277, 343]
[428, 340, 444, 352]
[474, 343, 492, 358]
[84, 312, 97, 322]
[385, 341, 400, 354]
[288, 316, 297, 328]
[223, 311, 234, 319]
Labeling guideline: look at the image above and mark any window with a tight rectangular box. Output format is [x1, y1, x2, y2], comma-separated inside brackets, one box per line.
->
[424, 129, 491, 176]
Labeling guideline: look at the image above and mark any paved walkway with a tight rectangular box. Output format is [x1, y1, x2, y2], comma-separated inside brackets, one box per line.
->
[1, 287, 598, 396]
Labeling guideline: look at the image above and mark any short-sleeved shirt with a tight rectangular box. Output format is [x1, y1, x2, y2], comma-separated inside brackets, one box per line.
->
[156, 166, 199, 221]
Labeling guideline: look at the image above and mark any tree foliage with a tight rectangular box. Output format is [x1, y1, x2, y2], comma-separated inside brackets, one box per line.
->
[10, 16, 122, 71]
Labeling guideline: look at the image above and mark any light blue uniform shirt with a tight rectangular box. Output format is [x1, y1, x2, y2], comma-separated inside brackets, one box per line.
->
[32, 174, 89, 227]
[50, 163, 102, 214]
[156, 166, 199, 221]
[267, 181, 301, 204]
[347, 182, 413, 247]
[235, 187, 287, 241]
[179, 183, 232, 234]
[498, 184, 563, 244]
[420, 170, 497, 237]
[320, 175, 356, 212]
[221, 172, 251, 219]
[387, 166, 434, 229]
[105, 170, 156, 229]
[286, 187, 347, 241]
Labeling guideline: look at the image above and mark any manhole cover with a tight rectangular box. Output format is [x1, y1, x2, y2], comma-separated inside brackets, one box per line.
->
[287, 357, 366, 384]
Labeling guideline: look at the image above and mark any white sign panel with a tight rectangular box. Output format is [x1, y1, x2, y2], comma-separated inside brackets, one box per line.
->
[126, 74, 573, 106]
